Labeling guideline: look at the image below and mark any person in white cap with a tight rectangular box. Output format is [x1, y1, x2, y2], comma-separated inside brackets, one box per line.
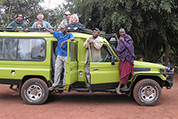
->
[58, 11, 71, 28]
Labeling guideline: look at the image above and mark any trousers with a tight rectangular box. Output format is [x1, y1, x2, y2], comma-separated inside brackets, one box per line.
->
[85, 61, 91, 84]
[52, 55, 67, 87]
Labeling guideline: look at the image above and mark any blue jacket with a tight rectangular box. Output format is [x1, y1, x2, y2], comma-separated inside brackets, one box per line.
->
[68, 23, 86, 31]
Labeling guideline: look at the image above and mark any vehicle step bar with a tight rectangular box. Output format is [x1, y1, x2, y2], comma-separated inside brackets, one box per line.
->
[70, 88, 90, 92]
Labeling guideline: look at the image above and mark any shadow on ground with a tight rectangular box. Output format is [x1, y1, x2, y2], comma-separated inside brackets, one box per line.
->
[46, 92, 136, 105]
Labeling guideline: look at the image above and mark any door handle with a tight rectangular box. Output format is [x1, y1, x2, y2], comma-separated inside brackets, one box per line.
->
[11, 70, 16, 75]
[93, 68, 99, 71]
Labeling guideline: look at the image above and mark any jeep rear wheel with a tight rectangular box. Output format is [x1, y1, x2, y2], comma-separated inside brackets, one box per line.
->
[133, 79, 161, 106]
[21, 78, 49, 105]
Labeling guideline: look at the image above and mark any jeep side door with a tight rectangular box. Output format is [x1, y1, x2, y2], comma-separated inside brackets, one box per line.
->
[65, 41, 78, 90]
[89, 44, 119, 91]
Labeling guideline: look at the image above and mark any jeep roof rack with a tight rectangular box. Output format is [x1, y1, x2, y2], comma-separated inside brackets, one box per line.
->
[0, 27, 116, 40]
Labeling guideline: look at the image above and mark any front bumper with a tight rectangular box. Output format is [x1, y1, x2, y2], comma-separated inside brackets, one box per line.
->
[161, 67, 174, 89]
[164, 74, 174, 89]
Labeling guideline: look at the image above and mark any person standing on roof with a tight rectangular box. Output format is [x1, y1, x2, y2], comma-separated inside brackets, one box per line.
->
[58, 11, 71, 28]
[116, 28, 135, 95]
[7, 13, 28, 28]
[32, 13, 52, 29]
[43, 25, 74, 91]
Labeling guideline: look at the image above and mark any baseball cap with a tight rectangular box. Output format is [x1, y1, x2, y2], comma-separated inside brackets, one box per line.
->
[65, 11, 71, 15]
[92, 28, 100, 32]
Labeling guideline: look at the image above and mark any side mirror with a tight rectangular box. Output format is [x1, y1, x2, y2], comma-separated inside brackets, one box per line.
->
[109, 38, 117, 51]
[109, 38, 117, 44]
[111, 55, 115, 65]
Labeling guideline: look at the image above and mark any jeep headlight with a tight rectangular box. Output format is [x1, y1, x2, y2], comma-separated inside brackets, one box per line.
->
[160, 66, 174, 77]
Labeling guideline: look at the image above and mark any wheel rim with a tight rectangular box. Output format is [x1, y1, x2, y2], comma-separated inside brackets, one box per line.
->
[26, 84, 43, 101]
[139, 85, 157, 103]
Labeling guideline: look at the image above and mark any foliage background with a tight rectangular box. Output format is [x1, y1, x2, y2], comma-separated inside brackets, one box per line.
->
[0, 0, 177, 67]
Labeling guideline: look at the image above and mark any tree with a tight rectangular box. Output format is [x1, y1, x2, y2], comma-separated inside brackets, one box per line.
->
[49, 4, 69, 27]
[0, 0, 68, 28]
[1, 0, 44, 27]
[65, 0, 178, 65]
[0, 0, 177, 66]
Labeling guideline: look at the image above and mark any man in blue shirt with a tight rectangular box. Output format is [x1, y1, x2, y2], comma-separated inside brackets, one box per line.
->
[44, 25, 74, 91]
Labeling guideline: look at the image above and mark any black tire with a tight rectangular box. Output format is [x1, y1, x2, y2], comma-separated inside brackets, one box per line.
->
[133, 79, 161, 106]
[21, 78, 49, 105]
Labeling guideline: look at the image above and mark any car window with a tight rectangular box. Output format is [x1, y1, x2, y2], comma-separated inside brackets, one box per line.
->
[0, 38, 3, 59]
[3, 38, 17, 59]
[69, 41, 77, 62]
[0, 37, 46, 61]
[30, 39, 45, 60]
[18, 39, 31, 60]
[91, 44, 117, 62]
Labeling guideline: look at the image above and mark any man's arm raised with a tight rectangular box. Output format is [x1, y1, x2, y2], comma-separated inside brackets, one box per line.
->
[42, 27, 53, 34]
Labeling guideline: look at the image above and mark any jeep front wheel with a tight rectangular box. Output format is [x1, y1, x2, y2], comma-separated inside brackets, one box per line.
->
[21, 78, 49, 105]
[133, 79, 161, 106]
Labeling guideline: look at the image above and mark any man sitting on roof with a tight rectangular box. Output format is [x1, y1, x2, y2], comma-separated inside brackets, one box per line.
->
[32, 13, 52, 29]
[7, 13, 28, 28]
[58, 11, 71, 28]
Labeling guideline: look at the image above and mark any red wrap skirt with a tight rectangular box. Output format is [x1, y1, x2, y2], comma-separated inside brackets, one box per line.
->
[119, 60, 134, 84]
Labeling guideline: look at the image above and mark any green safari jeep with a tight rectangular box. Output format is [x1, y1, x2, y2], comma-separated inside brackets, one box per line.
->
[0, 29, 174, 106]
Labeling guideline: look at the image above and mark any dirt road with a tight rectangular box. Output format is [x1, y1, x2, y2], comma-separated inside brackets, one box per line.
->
[0, 73, 178, 119]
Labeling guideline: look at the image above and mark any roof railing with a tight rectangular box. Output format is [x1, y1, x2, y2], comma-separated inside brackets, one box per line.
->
[0, 27, 116, 40]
